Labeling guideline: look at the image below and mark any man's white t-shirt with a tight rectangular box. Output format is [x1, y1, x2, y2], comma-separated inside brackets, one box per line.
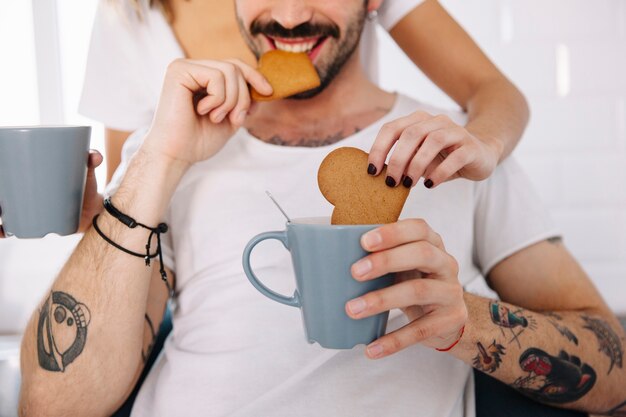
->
[80, 0, 424, 131]
[107, 94, 559, 417]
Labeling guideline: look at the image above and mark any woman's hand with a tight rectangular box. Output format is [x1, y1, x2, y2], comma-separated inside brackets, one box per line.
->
[368, 111, 501, 189]
[345, 218, 467, 359]
[144, 58, 272, 166]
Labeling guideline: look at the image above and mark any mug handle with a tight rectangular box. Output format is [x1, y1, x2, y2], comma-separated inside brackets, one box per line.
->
[242, 230, 301, 308]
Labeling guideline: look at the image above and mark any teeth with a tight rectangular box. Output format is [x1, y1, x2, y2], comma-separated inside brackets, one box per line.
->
[274, 40, 317, 53]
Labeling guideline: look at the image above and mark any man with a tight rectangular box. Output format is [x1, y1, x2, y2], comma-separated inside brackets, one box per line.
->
[19, 0, 626, 416]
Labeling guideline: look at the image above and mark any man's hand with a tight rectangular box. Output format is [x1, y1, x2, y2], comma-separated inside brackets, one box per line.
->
[0, 150, 103, 238]
[368, 111, 500, 189]
[345, 218, 467, 358]
[143, 58, 272, 166]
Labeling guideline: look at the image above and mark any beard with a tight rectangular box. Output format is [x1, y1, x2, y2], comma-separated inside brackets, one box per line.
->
[238, 5, 368, 99]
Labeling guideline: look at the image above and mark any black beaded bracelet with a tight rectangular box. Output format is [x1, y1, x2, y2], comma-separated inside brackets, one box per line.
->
[93, 197, 173, 297]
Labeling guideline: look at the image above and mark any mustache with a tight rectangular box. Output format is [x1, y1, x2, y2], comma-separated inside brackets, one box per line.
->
[250, 20, 340, 40]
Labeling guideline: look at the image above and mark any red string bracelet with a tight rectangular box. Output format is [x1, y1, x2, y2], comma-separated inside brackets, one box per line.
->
[435, 325, 465, 352]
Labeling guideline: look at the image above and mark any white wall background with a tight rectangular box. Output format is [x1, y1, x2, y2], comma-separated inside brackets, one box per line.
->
[0, 0, 625, 338]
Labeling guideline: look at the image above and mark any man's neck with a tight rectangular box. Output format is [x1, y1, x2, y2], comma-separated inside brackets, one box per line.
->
[244, 55, 395, 147]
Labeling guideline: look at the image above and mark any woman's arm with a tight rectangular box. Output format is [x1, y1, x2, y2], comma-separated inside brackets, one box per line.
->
[371, 0, 529, 187]
[391, 0, 529, 159]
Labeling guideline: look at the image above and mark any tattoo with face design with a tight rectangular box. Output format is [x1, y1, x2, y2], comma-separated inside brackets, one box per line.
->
[513, 348, 596, 403]
[489, 301, 537, 347]
[581, 315, 623, 374]
[37, 291, 91, 372]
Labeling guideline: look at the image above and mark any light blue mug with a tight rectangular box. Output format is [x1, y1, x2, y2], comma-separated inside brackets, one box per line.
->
[242, 217, 394, 349]
[0, 126, 91, 238]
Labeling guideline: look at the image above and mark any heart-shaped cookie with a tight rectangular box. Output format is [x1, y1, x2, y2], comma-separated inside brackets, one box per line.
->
[250, 50, 321, 101]
[318, 147, 410, 225]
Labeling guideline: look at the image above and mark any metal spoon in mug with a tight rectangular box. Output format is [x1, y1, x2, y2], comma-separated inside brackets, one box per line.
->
[265, 190, 291, 223]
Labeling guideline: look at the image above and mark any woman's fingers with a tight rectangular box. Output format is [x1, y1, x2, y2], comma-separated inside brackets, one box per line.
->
[422, 147, 472, 187]
[368, 111, 431, 176]
[368, 110, 502, 188]
[402, 126, 463, 187]
[385, 117, 453, 185]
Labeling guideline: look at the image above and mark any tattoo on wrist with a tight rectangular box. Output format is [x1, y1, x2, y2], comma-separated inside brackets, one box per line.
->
[513, 348, 596, 403]
[473, 340, 505, 373]
[581, 315, 623, 374]
[489, 301, 536, 347]
[37, 291, 91, 372]
[142, 314, 157, 364]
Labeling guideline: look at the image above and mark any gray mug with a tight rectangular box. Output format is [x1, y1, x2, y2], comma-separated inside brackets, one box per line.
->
[0, 126, 91, 238]
[242, 217, 393, 349]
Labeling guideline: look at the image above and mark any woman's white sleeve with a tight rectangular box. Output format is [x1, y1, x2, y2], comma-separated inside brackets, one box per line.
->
[79, 1, 152, 131]
[377, 0, 426, 31]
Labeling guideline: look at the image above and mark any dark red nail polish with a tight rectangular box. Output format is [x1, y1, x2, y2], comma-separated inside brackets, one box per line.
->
[385, 176, 396, 187]
[367, 163, 377, 175]
[402, 176, 413, 188]
[424, 179, 434, 189]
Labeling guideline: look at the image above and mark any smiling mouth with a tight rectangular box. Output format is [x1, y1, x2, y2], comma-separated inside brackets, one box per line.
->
[265, 35, 328, 59]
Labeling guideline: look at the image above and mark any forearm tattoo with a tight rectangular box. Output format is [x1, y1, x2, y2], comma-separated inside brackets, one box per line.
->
[142, 314, 157, 364]
[581, 315, 624, 374]
[545, 312, 579, 345]
[489, 301, 537, 347]
[606, 398, 626, 416]
[473, 340, 506, 373]
[37, 291, 91, 372]
[513, 348, 596, 403]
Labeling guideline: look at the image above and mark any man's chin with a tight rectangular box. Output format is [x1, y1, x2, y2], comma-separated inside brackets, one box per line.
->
[286, 75, 333, 100]
[287, 86, 325, 100]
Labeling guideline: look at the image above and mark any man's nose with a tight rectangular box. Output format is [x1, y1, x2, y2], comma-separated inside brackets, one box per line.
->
[269, 0, 314, 30]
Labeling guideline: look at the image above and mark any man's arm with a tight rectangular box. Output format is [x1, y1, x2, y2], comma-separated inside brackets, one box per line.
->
[18, 147, 186, 417]
[18, 58, 271, 417]
[345, 222, 625, 414]
[454, 238, 626, 414]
